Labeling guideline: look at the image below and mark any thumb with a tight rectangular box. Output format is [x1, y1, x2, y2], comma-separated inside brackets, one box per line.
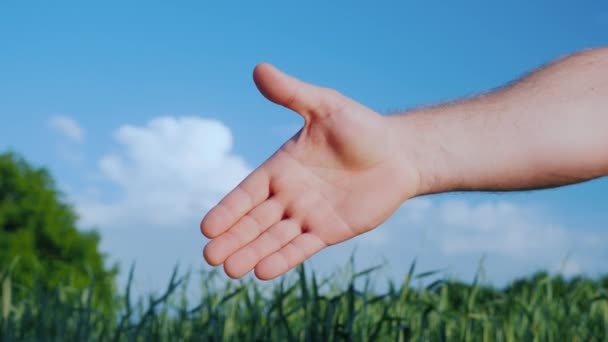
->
[253, 63, 325, 118]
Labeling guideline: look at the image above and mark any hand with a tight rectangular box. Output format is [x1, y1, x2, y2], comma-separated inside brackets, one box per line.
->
[201, 63, 420, 280]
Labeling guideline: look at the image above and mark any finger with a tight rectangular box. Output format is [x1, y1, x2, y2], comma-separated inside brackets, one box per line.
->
[201, 167, 270, 239]
[254, 233, 327, 280]
[253, 63, 327, 117]
[203, 198, 283, 266]
[224, 219, 301, 279]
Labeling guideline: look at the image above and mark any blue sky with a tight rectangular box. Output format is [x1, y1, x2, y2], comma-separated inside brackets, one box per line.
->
[1, 1, 607, 292]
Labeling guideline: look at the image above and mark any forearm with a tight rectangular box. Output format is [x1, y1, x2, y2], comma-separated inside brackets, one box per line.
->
[392, 47, 608, 196]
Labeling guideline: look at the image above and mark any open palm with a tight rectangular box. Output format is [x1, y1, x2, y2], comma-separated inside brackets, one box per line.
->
[201, 64, 419, 280]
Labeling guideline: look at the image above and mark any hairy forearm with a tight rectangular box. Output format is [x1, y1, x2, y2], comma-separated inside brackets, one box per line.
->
[392, 47, 608, 196]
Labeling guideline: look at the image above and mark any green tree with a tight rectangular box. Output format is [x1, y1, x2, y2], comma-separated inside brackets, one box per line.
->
[0, 152, 117, 312]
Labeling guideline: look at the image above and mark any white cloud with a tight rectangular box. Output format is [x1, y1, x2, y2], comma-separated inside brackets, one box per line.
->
[311, 196, 608, 287]
[69, 116, 253, 294]
[49, 115, 85, 142]
[76, 116, 251, 230]
[433, 200, 556, 257]
[402, 199, 607, 264]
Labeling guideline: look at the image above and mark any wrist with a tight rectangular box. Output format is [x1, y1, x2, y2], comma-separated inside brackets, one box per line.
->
[386, 109, 455, 198]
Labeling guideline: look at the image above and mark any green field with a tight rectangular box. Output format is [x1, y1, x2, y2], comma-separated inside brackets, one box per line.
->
[1, 261, 607, 341]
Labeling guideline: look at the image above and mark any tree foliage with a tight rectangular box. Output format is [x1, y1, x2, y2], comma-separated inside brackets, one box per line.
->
[0, 152, 116, 311]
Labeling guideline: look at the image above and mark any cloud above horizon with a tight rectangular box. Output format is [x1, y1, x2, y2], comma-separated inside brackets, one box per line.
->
[49, 115, 85, 142]
[76, 116, 251, 230]
[321, 197, 608, 284]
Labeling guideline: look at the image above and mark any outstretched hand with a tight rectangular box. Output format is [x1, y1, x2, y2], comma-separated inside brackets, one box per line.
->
[201, 64, 420, 280]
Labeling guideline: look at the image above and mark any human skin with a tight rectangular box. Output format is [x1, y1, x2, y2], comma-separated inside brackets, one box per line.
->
[201, 47, 608, 280]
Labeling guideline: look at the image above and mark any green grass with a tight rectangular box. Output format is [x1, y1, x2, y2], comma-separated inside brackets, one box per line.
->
[1, 260, 607, 341]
